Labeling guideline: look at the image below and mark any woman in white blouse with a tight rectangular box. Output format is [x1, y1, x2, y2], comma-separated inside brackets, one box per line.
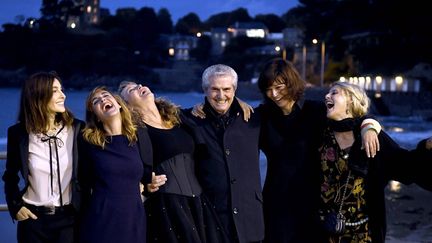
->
[2, 71, 84, 243]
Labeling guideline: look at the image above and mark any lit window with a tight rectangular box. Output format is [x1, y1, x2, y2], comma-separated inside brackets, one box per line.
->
[395, 76, 403, 85]
[246, 29, 265, 38]
[168, 48, 175, 56]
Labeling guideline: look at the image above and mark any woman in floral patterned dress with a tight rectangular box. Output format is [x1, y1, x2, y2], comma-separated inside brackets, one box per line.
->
[319, 81, 432, 243]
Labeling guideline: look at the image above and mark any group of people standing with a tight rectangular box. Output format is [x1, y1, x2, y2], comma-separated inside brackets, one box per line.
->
[3, 58, 432, 243]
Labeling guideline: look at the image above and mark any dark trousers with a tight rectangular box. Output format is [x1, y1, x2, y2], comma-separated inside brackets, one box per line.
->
[17, 206, 75, 243]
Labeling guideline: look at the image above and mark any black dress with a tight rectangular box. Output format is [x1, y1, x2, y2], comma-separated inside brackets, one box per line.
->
[79, 135, 146, 243]
[259, 99, 327, 243]
[145, 124, 228, 243]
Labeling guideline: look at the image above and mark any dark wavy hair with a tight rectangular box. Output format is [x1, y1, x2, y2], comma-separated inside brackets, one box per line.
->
[257, 58, 306, 103]
[18, 71, 74, 134]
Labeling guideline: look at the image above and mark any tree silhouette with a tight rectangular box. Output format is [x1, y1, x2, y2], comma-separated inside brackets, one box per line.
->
[157, 8, 173, 34]
[175, 13, 202, 34]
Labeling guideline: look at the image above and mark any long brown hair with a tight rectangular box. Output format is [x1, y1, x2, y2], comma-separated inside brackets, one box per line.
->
[258, 58, 306, 103]
[83, 86, 137, 148]
[18, 71, 74, 134]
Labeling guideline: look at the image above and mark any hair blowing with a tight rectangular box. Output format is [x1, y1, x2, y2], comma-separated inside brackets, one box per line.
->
[18, 71, 74, 134]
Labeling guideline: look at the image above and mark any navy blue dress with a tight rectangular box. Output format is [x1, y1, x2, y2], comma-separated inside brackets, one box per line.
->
[80, 135, 146, 243]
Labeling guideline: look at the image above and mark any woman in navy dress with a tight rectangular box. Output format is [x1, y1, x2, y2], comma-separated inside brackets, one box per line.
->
[79, 86, 152, 243]
[119, 81, 228, 243]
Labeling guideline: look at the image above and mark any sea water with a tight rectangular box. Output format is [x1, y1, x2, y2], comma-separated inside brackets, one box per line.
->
[0, 88, 431, 242]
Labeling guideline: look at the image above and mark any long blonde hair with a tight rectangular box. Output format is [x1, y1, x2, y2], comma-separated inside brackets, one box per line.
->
[83, 86, 137, 148]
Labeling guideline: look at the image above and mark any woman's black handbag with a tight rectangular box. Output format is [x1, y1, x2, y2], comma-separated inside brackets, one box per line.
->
[323, 211, 346, 235]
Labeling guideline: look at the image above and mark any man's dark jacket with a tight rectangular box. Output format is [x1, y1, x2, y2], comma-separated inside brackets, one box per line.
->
[183, 98, 264, 243]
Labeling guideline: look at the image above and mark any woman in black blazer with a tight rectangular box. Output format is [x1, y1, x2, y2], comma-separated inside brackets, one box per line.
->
[2, 71, 84, 243]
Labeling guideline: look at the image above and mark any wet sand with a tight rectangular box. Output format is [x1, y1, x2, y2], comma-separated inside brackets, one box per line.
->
[1, 182, 431, 243]
[386, 183, 432, 243]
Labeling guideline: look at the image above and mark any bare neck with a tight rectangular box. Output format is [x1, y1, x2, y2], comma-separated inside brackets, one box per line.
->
[137, 103, 169, 129]
[103, 118, 122, 136]
[281, 100, 296, 115]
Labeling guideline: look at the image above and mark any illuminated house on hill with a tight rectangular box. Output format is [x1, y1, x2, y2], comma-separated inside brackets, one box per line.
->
[41, 0, 100, 30]
[209, 22, 268, 55]
[228, 21, 269, 39]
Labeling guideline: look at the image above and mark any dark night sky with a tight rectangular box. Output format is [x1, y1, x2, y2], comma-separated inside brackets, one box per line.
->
[0, 0, 299, 27]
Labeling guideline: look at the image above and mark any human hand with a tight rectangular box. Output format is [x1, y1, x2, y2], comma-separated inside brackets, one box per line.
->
[16, 206, 37, 221]
[146, 172, 167, 193]
[361, 129, 380, 158]
[236, 97, 254, 122]
[191, 103, 206, 119]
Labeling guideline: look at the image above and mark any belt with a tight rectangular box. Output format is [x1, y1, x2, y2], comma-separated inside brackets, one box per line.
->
[24, 203, 74, 216]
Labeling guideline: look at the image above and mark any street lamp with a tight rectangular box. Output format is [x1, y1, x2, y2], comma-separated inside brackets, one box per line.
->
[312, 39, 325, 87]
[275, 45, 287, 60]
[302, 45, 306, 80]
[320, 41, 325, 87]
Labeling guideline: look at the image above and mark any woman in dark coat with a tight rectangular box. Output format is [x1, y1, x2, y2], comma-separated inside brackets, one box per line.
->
[119, 81, 229, 243]
[256, 59, 381, 243]
[318, 81, 432, 243]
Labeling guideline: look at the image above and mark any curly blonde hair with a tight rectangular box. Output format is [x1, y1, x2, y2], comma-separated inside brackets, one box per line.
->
[118, 81, 181, 127]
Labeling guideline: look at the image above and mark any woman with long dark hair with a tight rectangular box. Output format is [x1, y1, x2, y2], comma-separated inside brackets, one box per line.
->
[2, 71, 84, 243]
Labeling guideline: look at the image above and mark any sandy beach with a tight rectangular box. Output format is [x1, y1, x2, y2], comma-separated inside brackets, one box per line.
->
[386, 182, 432, 243]
[1, 183, 431, 243]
